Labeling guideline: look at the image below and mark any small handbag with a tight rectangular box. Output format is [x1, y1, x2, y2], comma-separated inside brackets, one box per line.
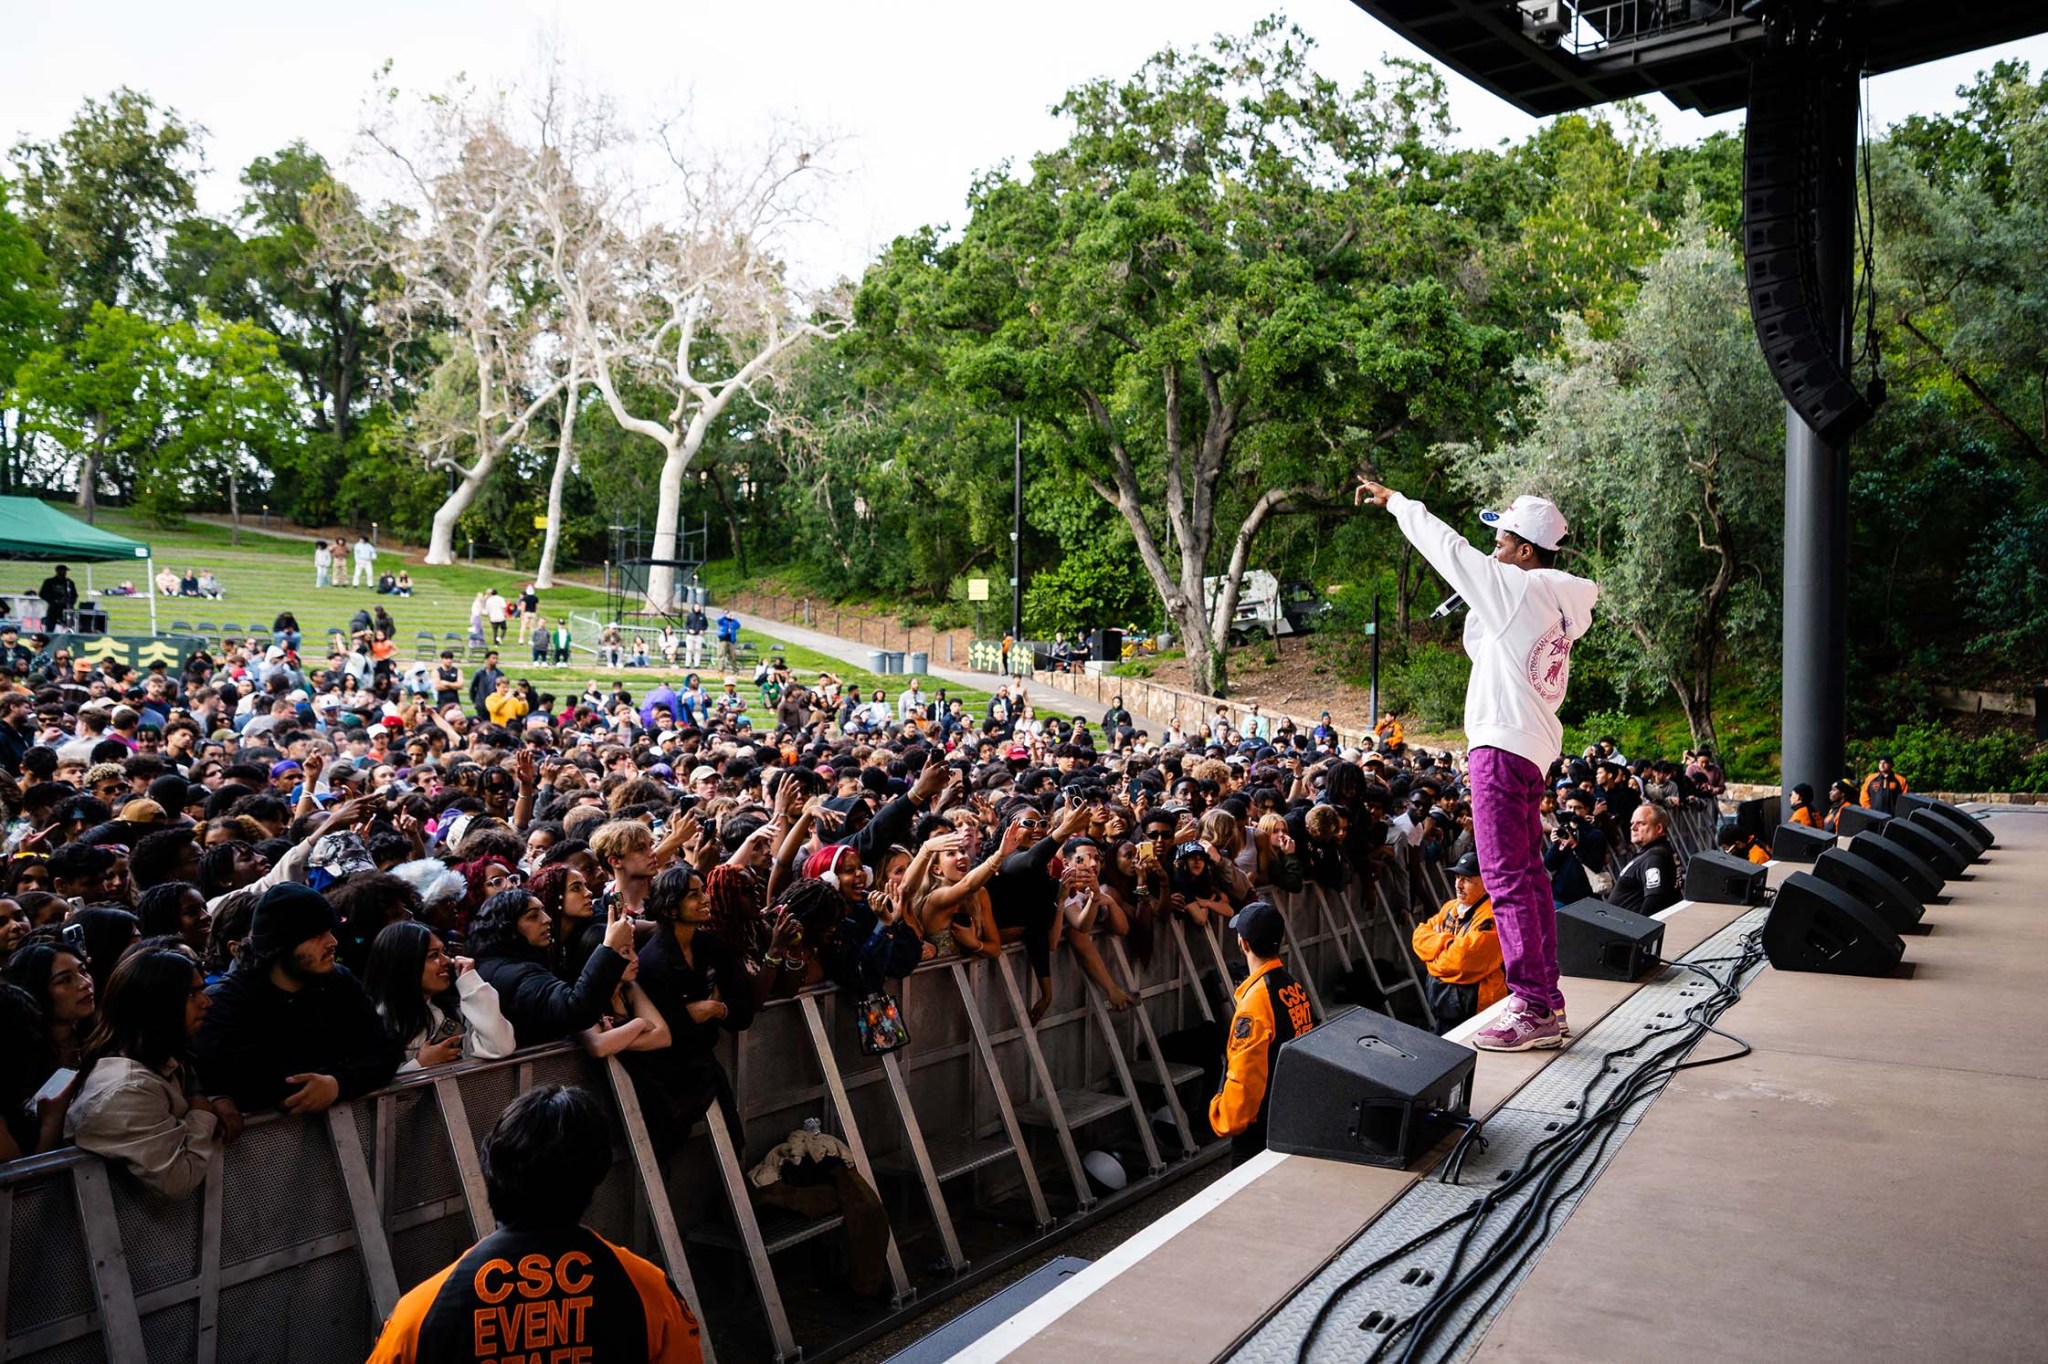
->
[854, 991, 910, 1055]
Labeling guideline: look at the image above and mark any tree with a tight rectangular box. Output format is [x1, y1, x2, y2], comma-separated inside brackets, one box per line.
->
[153, 312, 302, 532]
[11, 88, 202, 514]
[543, 117, 845, 610]
[0, 183, 61, 490]
[1444, 217, 1784, 750]
[1873, 62, 2048, 469]
[352, 81, 572, 563]
[9, 304, 176, 515]
[858, 22, 1508, 694]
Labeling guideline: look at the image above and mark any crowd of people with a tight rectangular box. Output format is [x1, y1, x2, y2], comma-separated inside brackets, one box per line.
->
[0, 599, 1920, 1224]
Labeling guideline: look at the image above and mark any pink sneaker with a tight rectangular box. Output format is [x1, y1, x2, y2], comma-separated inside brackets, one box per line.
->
[1473, 998, 1565, 1052]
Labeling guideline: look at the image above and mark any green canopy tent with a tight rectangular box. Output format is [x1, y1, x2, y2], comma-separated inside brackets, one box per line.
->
[0, 498, 157, 635]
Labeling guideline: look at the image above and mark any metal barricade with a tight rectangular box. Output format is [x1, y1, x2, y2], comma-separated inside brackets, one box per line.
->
[1, 875, 1430, 1364]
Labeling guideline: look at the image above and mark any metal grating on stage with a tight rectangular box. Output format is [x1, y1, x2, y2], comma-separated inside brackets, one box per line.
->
[1226, 907, 1771, 1364]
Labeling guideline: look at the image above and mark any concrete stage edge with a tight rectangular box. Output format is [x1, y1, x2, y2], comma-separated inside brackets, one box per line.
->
[957, 808, 2042, 1363]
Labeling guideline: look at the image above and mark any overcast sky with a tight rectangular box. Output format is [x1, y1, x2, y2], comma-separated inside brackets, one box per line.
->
[10, 1, 2047, 284]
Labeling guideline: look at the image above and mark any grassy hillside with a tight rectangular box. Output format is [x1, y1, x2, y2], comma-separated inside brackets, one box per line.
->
[19, 507, 991, 708]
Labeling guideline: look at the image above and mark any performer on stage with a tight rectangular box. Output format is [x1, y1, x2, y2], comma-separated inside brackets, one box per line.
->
[1355, 480, 1597, 1051]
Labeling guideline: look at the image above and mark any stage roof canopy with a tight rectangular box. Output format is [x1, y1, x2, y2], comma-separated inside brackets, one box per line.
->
[1347, 0, 2048, 117]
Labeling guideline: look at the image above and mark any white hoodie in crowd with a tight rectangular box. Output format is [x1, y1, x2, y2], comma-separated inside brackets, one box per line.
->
[1387, 492, 1599, 773]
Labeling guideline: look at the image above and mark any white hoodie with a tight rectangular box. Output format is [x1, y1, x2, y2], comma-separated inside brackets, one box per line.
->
[1388, 493, 1599, 772]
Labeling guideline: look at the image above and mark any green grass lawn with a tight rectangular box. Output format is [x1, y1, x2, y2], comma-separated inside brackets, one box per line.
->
[22, 505, 990, 709]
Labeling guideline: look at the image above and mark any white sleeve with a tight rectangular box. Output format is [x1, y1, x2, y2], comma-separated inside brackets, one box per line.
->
[456, 970, 519, 1061]
[1386, 492, 1524, 632]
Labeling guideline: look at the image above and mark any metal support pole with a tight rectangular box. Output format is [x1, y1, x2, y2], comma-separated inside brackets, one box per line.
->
[1781, 70, 1858, 808]
[1011, 415, 1023, 641]
[1369, 591, 1380, 729]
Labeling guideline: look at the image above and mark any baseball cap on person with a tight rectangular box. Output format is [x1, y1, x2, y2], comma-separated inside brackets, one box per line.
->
[1228, 901, 1286, 956]
[1479, 495, 1569, 553]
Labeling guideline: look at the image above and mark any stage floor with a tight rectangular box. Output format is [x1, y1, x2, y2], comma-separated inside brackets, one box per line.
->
[961, 807, 2045, 1364]
[1474, 807, 2048, 1362]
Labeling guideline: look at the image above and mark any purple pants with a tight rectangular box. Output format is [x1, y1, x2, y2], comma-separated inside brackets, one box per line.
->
[1469, 746, 1565, 1013]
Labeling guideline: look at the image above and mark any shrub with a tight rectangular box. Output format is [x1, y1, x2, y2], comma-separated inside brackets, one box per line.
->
[1846, 722, 2038, 793]
[1384, 644, 1470, 731]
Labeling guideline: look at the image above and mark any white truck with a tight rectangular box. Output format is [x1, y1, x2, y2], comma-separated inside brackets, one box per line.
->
[1203, 570, 1331, 644]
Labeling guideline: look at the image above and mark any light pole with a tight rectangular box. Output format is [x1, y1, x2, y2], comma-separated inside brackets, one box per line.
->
[1010, 416, 1023, 642]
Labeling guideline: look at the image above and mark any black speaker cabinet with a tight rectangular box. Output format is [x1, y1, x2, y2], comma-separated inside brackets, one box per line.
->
[1089, 628, 1124, 663]
[1770, 821, 1835, 863]
[1683, 849, 1768, 906]
[1876, 817, 1968, 880]
[1811, 847, 1925, 935]
[1763, 872, 1906, 976]
[1907, 808, 1986, 864]
[1557, 898, 1665, 981]
[1847, 831, 1944, 902]
[1835, 805, 1892, 838]
[1897, 794, 1992, 852]
[1267, 1007, 1476, 1169]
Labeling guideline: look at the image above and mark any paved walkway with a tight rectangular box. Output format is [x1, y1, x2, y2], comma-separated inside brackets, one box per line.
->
[728, 608, 995, 697]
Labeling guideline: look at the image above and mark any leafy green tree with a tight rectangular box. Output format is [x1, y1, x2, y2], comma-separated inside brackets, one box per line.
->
[1873, 62, 2048, 469]
[150, 312, 302, 530]
[857, 22, 1509, 695]
[0, 183, 61, 490]
[11, 89, 203, 514]
[1445, 217, 1784, 750]
[10, 88, 201, 319]
[9, 304, 176, 512]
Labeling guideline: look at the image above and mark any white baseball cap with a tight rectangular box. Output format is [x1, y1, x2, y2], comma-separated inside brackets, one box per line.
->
[1480, 495, 1569, 552]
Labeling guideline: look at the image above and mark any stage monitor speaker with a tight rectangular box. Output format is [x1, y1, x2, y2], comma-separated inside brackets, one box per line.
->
[1683, 849, 1769, 906]
[1266, 1007, 1475, 1170]
[1763, 872, 1905, 976]
[1771, 821, 1835, 863]
[1846, 831, 1944, 902]
[1090, 628, 1124, 663]
[1556, 898, 1665, 981]
[1835, 805, 1892, 838]
[1876, 817, 1968, 880]
[1906, 808, 1982, 865]
[1899, 796, 1992, 855]
[1811, 847, 1925, 936]
[1733, 795, 1780, 842]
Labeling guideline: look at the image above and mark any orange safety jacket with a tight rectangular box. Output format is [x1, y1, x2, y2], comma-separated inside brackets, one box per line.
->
[1411, 896, 1507, 1011]
[1790, 806, 1817, 828]
[368, 1223, 702, 1364]
[1374, 715, 1405, 748]
[1209, 958, 1315, 1154]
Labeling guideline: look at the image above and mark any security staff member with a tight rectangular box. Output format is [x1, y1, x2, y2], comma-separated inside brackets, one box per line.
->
[1209, 901, 1316, 1165]
[369, 1085, 701, 1364]
[1608, 804, 1680, 916]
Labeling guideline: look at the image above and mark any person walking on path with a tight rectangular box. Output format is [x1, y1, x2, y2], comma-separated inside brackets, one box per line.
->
[1356, 479, 1597, 1052]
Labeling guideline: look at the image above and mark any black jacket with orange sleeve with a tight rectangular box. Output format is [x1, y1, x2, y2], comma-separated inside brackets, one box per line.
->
[367, 1222, 700, 1364]
[1209, 958, 1315, 1160]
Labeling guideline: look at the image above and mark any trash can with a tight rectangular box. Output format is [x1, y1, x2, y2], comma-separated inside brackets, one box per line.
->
[907, 651, 929, 675]
[867, 649, 888, 675]
[883, 650, 906, 674]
